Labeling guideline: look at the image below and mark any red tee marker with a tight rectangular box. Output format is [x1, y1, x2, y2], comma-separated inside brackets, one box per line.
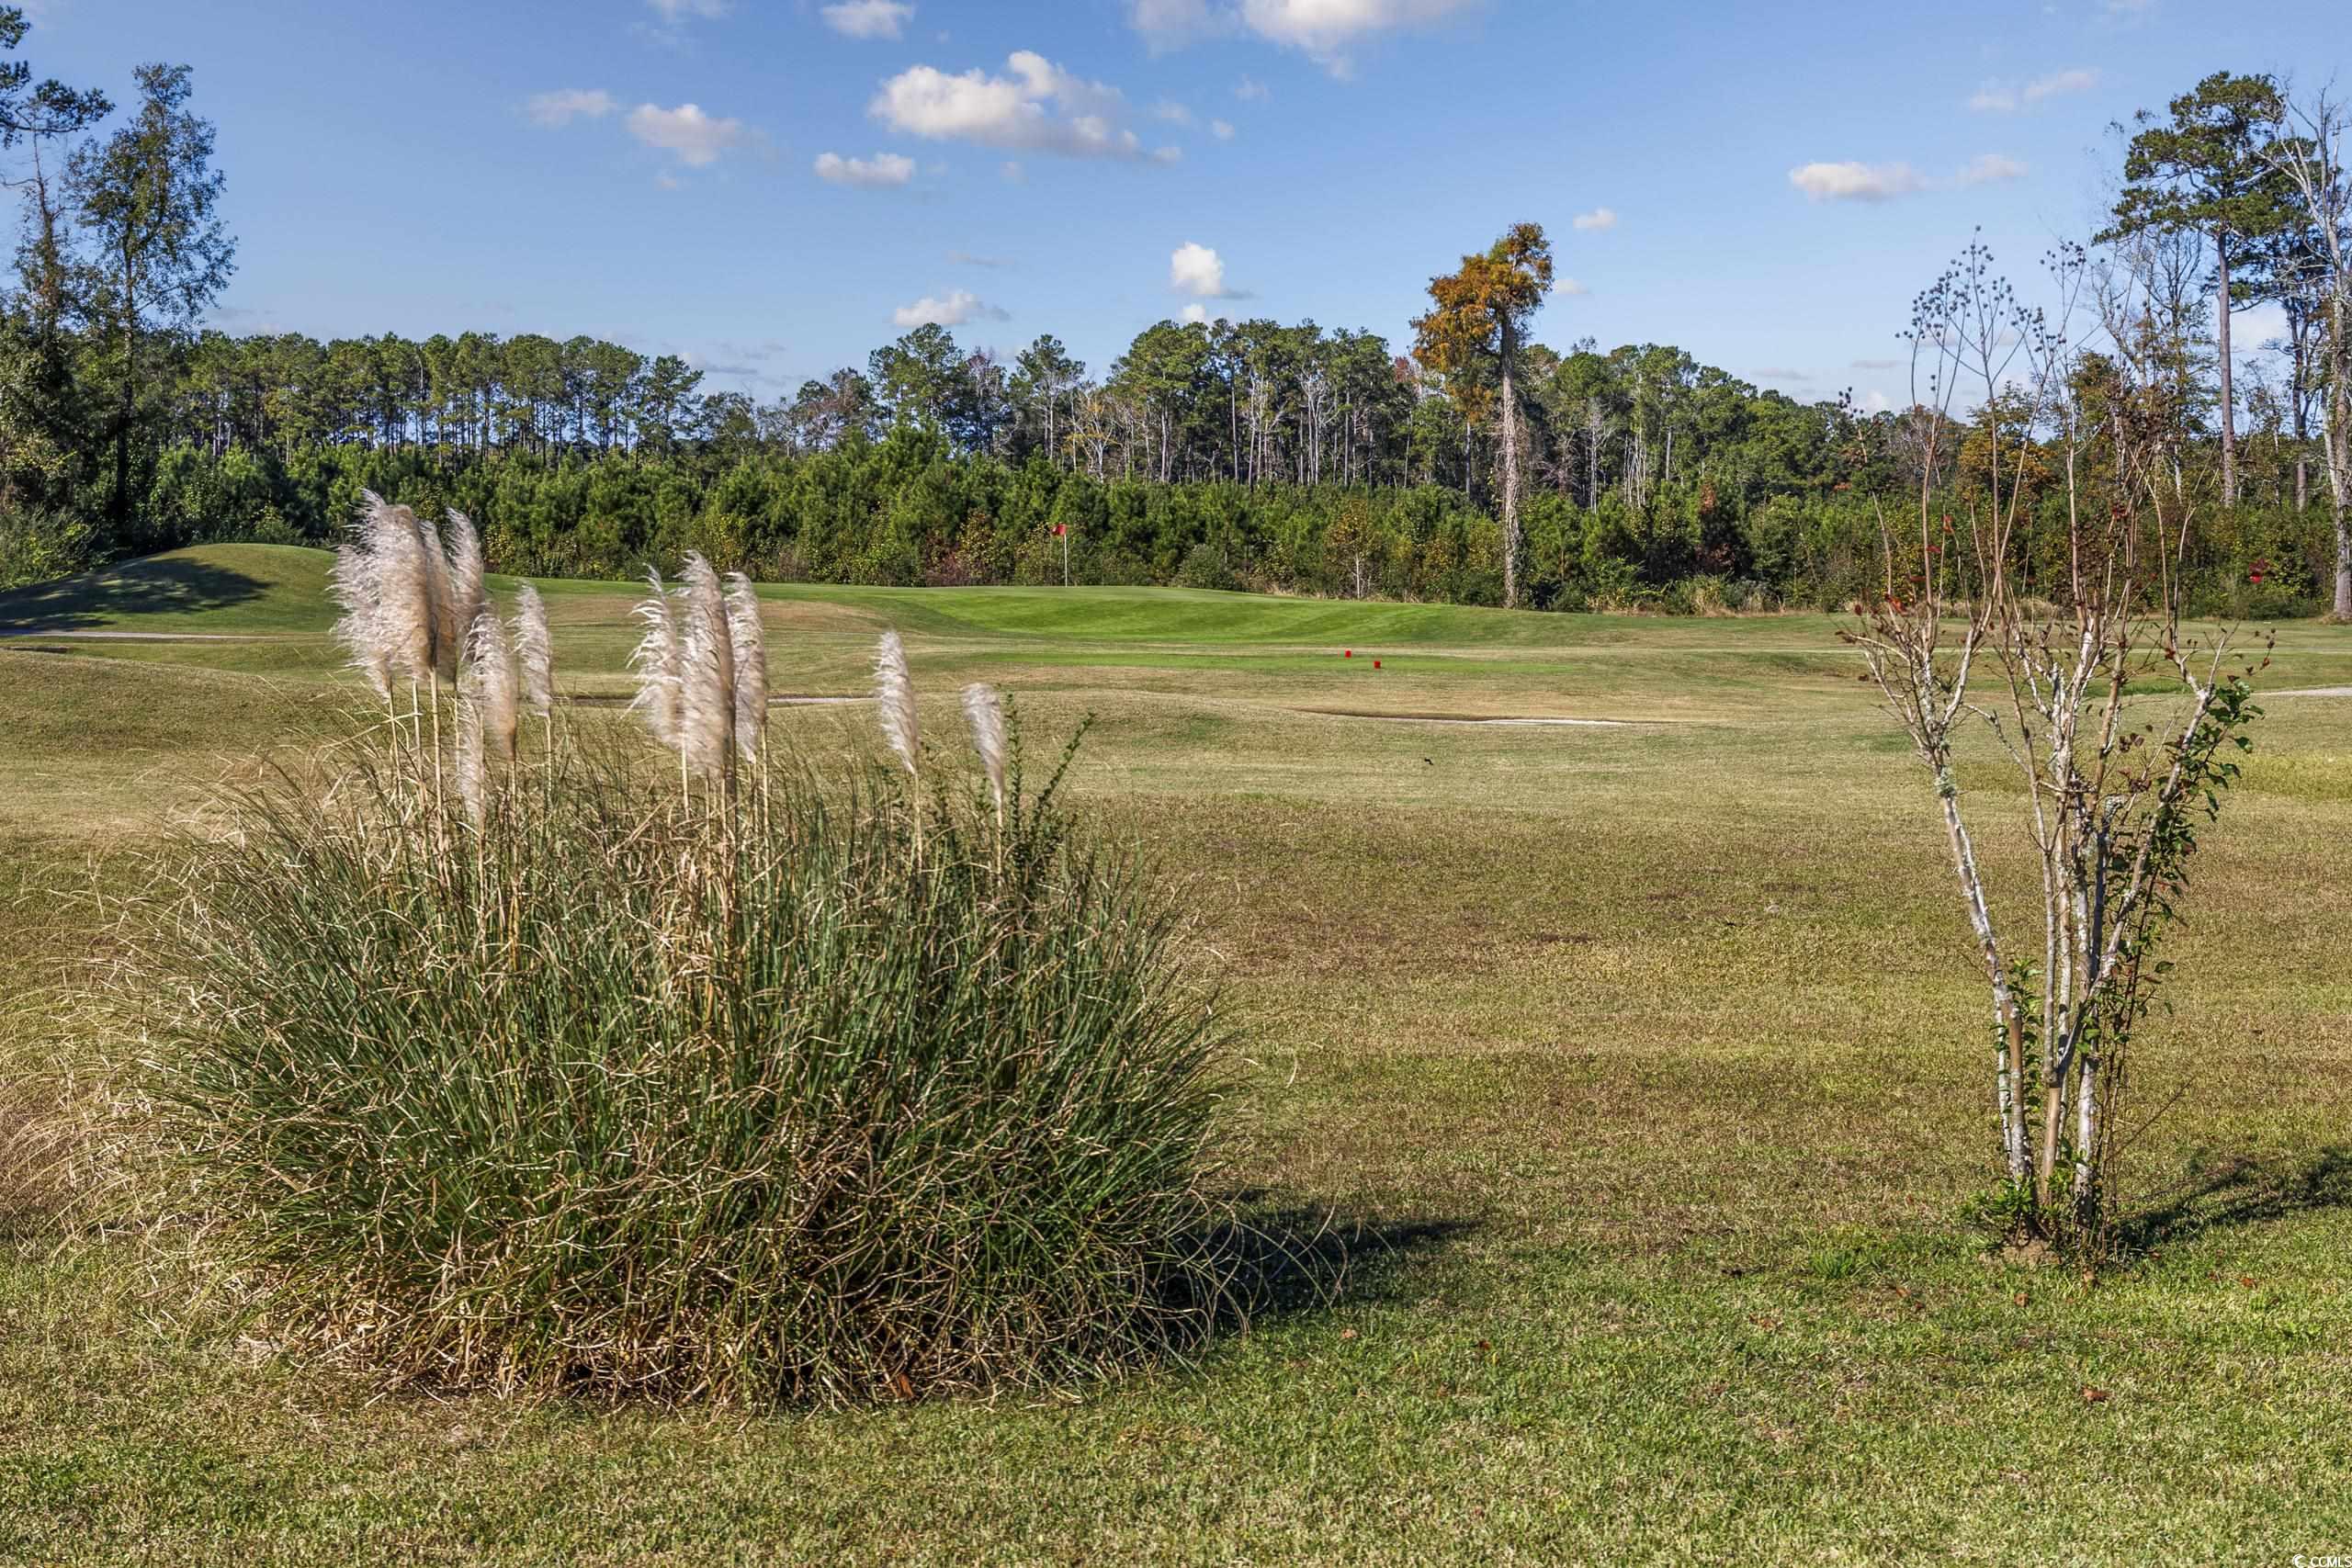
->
[1373, 660, 1382, 669]
[1343, 649, 1352, 658]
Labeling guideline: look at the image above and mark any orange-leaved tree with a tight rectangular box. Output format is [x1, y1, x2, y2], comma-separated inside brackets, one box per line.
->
[1411, 222, 1553, 608]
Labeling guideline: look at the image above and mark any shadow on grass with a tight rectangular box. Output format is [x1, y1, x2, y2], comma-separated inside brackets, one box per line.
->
[0, 557, 268, 632]
[2122, 1146, 2352, 1250]
[1193, 1201, 1481, 1330]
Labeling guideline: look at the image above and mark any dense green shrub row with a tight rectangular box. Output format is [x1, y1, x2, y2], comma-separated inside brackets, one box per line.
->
[26, 430, 2337, 617]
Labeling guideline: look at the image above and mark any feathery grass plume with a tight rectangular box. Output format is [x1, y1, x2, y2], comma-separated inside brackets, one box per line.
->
[444, 510, 487, 638]
[724, 572, 767, 761]
[678, 554, 736, 783]
[961, 682, 1007, 814]
[454, 639, 487, 829]
[457, 608, 519, 827]
[327, 520, 391, 701]
[359, 491, 435, 688]
[410, 506, 459, 682]
[511, 582, 554, 719]
[471, 605, 519, 767]
[874, 629, 920, 776]
[628, 570, 684, 751]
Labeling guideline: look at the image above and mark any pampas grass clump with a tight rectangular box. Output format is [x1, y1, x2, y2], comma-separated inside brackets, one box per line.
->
[129, 646, 1232, 1405]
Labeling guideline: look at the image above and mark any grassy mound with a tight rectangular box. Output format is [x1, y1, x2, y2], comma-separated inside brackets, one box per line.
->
[0, 544, 335, 635]
[129, 732, 1233, 1404]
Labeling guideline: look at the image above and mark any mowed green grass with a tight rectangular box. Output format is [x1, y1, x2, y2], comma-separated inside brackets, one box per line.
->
[3, 545, 2349, 1566]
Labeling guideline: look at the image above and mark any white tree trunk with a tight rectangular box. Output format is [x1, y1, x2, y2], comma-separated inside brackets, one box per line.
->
[2330, 302, 2352, 620]
[2217, 233, 2237, 509]
[1934, 761, 2029, 1183]
[1499, 322, 1521, 608]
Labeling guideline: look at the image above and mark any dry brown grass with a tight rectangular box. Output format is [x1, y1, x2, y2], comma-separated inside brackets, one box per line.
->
[0, 1079, 74, 1236]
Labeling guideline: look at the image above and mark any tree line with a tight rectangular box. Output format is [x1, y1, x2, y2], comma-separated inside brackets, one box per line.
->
[40, 298, 2346, 615]
[0, 16, 2344, 621]
[149, 310, 1874, 519]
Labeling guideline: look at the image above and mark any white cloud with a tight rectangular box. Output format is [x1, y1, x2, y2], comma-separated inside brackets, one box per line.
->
[1238, 0, 1476, 55]
[822, 0, 913, 39]
[1788, 160, 1927, 202]
[1571, 206, 1616, 231]
[1552, 276, 1589, 296]
[891, 289, 1008, 328]
[526, 88, 616, 128]
[1133, 0, 1477, 73]
[1152, 99, 1194, 124]
[1001, 160, 1025, 181]
[1235, 75, 1269, 100]
[627, 102, 754, 166]
[1970, 66, 2098, 112]
[2235, 299, 2289, 359]
[1170, 241, 1241, 298]
[1863, 389, 1894, 413]
[1182, 303, 1211, 323]
[1791, 153, 2026, 200]
[1851, 357, 1902, 370]
[2024, 67, 2098, 103]
[1210, 118, 1236, 140]
[1958, 152, 2030, 186]
[871, 51, 1171, 161]
[647, 0, 728, 19]
[814, 151, 916, 187]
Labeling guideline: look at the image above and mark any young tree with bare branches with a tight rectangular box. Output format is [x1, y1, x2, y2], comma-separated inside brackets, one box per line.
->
[1846, 240, 2263, 1249]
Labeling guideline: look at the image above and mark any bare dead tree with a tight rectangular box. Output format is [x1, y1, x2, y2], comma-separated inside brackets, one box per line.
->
[2263, 85, 2352, 621]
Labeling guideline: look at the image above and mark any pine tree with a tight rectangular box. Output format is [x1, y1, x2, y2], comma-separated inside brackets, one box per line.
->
[1411, 223, 1554, 607]
[2101, 72, 2295, 508]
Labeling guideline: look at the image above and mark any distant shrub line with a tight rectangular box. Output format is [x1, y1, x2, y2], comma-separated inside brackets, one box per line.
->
[9, 430, 2334, 618]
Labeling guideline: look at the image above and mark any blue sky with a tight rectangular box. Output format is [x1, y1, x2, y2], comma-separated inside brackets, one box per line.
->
[20, 0, 2348, 409]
